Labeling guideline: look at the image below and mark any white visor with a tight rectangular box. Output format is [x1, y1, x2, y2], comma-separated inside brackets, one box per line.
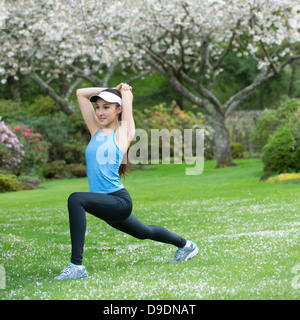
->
[89, 91, 122, 105]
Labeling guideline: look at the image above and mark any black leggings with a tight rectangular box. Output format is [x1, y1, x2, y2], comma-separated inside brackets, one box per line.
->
[68, 188, 186, 265]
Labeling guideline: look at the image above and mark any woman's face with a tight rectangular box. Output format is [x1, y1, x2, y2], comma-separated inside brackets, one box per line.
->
[95, 98, 122, 126]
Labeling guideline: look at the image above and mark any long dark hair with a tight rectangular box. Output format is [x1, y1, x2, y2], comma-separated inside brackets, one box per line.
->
[102, 88, 132, 179]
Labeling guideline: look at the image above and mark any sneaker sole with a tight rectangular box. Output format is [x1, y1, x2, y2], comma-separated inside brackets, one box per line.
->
[184, 246, 199, 261]
[54, 272, 88, 280]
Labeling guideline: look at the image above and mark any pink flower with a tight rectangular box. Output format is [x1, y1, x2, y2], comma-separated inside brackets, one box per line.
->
[174, 107, 178, 111]
[14, 126, 20, 131]
[148, 117, 152, 122]
[184, 116, 188, 119]
[23, 132, 28, 138]
[155, 111, 159, 115]
[25, 128, 31, 132]
[40, 146, 45, 150]
[36, 139, 40, 143]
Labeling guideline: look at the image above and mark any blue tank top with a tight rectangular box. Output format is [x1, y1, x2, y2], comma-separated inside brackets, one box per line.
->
[85, 129, 125, 194]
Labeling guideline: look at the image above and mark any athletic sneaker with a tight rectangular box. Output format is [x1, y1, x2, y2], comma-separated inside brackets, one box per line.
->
[54, 262, 88, 280]
[170, 241, 199, 263]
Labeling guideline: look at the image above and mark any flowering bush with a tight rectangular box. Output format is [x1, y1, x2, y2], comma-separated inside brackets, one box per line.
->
[134, 101, 214, 160]
[140, 101, 202, 131]
[0, 116, 24, 171]
[267, 173, 300, 183]
[12, 124, 50, 175]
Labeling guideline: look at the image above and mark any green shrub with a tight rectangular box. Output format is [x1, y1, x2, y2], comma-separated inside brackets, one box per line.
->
[230, 142, 245, 159]
[17, 175, 41, 190]
[25, 113, 70, 162]
[0, 171, 22, 192]
[261, 115, 300, 179]
[62, 135, 88, 165]
[28, 95, 60, 116]
[66, 164, 87, 178]
[0, 99, 24, 122]
[27, 111, 89, 164]
[43, 161, 86, 179]
[43, 160, 67, 179]
[250, 98, 300, 152]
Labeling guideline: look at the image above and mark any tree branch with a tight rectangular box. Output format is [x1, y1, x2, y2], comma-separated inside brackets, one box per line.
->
[225, 53, 300, 115]
[29, 73, 74, 115]
[260, 40, 278, 75]
[279, 54, 300, 70]
[125, 68, 152, 83]
[225, 54, 300, 115]
[180, 70, 196, 86]
[197, 83, 223, 113]
[213, 27, 238, 70]
[145, 44, 224, 114]
[144, 46, 172, 75]
[236, 36, 260, 62]
[225, 68, 270, 115]
[177, 26, 186, 74]
[65, 77, 84, 101]
[197, 37, 209, 84]
[66, 64, 104, 87]
[146, 56, 213, 115]
[102, 60, 119, 86]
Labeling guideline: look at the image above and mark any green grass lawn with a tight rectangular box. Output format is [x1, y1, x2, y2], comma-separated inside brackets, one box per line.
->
[0, 159, 300, 300]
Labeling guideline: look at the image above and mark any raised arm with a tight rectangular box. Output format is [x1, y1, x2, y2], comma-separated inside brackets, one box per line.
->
[118, 83, 135, 147]
[76, 87, 107, 137]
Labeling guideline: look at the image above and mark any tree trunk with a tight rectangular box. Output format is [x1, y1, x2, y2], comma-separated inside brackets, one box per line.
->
[9, 77, 21, 101]
[213, 111, 236, 168]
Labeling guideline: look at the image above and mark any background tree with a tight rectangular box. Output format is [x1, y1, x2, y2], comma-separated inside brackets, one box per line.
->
[0, 0, 132, 114]
[1, 0, 299, 168]
[0, 0, 151, 114]
[106, 0, 300, 167]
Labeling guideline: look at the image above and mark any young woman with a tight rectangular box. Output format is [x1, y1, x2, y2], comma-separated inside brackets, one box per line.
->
[54, 83, 199, 280]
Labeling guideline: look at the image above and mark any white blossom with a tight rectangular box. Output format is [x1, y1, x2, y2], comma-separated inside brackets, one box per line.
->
[0, 0, 298, 84]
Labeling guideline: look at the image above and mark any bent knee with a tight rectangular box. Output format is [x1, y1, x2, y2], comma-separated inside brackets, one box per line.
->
[68, 192, 82, 205]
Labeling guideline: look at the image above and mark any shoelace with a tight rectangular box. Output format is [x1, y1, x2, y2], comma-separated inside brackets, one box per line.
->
[174, 247, 187, 259]
[60, 264, 76, 276]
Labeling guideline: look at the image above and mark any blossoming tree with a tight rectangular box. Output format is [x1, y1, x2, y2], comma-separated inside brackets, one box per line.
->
[105, 0, 300, 167]
[0, 0, 130, 115]
[1, 0, 299, 167]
